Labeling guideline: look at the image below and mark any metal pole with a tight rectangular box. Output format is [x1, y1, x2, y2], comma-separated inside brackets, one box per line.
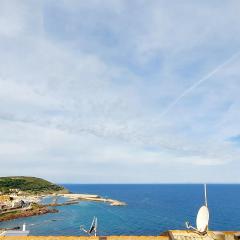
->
[204, 184, 208, 207]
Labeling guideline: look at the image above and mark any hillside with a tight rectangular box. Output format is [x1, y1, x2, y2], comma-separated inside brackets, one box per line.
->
[0, 176, 68, 195]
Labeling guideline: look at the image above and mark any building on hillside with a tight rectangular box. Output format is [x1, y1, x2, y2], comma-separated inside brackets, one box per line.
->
[0, 195, 11, 203]
[0, 203, 6, 210]
[9, 188, 20, 193]
[11, 200, 26, 208]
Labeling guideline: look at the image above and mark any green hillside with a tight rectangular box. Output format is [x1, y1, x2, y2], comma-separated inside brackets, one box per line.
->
[0, 176, 68, 195]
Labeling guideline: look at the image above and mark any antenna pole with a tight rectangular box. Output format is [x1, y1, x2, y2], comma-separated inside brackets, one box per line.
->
[95, 217, 97, 236]
[204, 184, 208, 207]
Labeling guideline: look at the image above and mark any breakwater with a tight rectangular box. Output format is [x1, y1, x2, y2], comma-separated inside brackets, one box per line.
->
[59, 194, 126, 206]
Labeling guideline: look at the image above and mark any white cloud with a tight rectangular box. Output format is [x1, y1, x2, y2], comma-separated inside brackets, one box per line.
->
[0, 0, 240, 182]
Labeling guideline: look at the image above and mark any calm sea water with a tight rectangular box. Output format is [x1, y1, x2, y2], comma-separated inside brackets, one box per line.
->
[0, 184, 240, 236]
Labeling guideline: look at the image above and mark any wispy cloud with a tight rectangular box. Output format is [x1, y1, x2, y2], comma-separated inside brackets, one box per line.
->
[159, 50, 240, 117]
[0, 0, 240, 182]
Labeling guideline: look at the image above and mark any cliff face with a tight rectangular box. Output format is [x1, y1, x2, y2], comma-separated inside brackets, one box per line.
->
[0, 176, 68, 195]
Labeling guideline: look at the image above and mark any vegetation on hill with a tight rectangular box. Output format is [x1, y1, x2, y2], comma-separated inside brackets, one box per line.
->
[0, 176, 68, 195]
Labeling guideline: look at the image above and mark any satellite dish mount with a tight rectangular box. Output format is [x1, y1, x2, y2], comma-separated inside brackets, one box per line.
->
[185, 184, 209, 235]
[80, 216, 98, 236]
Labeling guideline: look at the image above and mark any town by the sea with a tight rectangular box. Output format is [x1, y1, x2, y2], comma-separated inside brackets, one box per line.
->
[0, 184, 239, 236]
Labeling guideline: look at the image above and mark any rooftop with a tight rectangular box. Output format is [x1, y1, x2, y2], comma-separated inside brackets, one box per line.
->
[0, 230, 240, 240]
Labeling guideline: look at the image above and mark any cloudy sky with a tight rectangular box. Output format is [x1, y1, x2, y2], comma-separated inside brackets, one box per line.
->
[0, 0, 240, 183]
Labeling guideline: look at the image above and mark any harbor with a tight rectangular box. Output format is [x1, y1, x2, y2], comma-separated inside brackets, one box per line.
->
[0, 177, 126, 225]
[0, 193, 126, 222]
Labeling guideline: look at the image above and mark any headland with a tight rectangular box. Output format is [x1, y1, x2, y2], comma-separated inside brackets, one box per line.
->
[0, 176, 126, 223]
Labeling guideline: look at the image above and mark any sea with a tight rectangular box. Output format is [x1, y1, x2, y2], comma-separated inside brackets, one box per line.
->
[0, 184, 240, 236]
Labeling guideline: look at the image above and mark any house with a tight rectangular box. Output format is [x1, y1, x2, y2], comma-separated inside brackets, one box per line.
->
[11, 200, 25, 208]
[0, 195, 11, 203]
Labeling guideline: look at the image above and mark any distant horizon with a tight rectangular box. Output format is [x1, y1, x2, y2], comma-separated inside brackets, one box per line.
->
[3, 175, 240, 184]
[3, 175, 240, 185]
[59, 182, 240, 185]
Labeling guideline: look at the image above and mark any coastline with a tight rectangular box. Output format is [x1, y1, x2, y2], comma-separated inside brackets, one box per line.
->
[0, 193, 126, 223]
[0, 205, 58, 222]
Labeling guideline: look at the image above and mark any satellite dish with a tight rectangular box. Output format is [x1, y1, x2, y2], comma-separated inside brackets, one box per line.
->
[185, 184, 210, 234]
[196, 205, 209, 233]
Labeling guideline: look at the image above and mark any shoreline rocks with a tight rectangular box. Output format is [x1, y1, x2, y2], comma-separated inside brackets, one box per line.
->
[0, 206, 58, 222]
[0, 193, 126, 223]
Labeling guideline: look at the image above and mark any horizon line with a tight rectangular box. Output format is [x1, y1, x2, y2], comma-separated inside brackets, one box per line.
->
[57, 182, 240, 185]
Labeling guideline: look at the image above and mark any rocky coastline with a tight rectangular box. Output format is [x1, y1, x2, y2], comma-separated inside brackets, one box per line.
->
[0, 205, 58, 222]
[0, 177, 126, 223]
[0, 193, 126, 223]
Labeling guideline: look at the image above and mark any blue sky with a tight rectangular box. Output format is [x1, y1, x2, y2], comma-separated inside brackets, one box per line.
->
[0, 0, 240, 183]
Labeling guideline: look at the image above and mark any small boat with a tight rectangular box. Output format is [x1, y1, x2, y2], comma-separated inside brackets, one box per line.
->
[0, 223, 30, 236]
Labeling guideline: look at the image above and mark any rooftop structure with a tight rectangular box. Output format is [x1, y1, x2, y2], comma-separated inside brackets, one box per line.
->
[0, 231, 240, 240]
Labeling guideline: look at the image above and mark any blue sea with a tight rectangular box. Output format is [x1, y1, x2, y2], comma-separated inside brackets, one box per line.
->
[0, 184, 240, 235]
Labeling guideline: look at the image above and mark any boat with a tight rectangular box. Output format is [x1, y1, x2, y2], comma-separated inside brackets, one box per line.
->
[0, 223, 30, 236]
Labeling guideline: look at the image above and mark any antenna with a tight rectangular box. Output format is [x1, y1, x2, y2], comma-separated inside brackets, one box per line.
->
[95, 217, 98, 236]
[204, 184, 208, 207]
[80, 216, 98, 236]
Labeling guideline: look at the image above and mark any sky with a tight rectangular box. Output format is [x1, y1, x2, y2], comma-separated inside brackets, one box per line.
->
[0, 0, 240, 183]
